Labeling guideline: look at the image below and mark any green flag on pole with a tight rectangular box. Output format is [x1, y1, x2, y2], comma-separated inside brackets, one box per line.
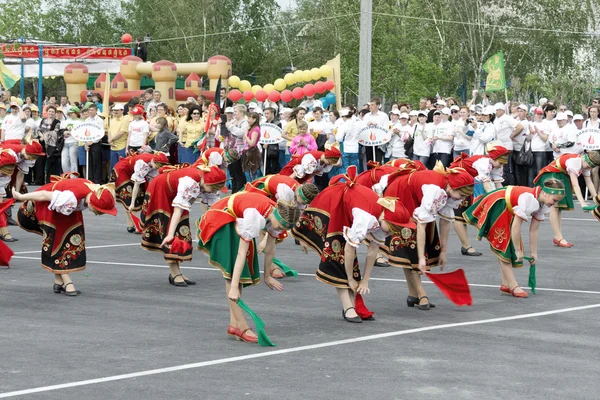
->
[483, 51, 506, 92]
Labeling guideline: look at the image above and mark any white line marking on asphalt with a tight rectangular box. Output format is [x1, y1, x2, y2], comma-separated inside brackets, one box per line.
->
[562, 217, 597, 222]
[1, 302, 599, 398]
[10, 256, 600, 295]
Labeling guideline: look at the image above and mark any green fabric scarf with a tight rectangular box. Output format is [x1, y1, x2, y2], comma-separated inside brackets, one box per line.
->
[273, 257, 298, 277]
[237, 298, 276, 347]
[524, 256, 536, 295]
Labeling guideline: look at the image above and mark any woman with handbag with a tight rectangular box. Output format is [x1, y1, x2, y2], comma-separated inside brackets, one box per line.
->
[513, 105, 533, 186]
[242, 112, 263, 182]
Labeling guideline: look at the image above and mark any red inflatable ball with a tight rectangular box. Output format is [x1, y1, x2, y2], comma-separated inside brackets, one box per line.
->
[324, 80, 335, 91]
[228, 89, 242, 102]
[281, 89, 293, 103]
[255, 90, 268, 102]
[314, 81, 325, 94]
[292, 87, 304, 100]
[268, 90, 281, 102]
[303, 84, 315, 97]
[242, 90, 255, 102]
[121, 33, 132, 44]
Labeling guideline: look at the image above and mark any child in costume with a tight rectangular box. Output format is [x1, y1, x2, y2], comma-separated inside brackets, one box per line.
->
[0, 147, 19, 242]
[13, 176, 117, 296]
[197, 191, 301, 343]
[140, 164, 226, 286]
[279, 148, 342, 184]
[463, 179, 566, 298]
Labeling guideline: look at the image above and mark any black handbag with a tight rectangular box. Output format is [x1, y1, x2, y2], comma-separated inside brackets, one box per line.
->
[404, 126, 416, 159]
[515, 139, 534, 167]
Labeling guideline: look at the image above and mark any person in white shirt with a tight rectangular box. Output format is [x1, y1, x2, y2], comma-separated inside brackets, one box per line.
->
[362, 97, 389, 166]
[529, 107, 551, 185]
[84, 104, 106, 184]
[494, 102, 523, 185]
[549, 112, 579, 159]
[513, 104, 532, 186]
[127, 106, 150, 153]
[1, 102, 27, 142]
[385, 111, 411, 160]
[412, 111, 431, 166]
[469, 107, 496, 155]
[335, 108, 363, 174]
[452, 106, 472, 158]
[408, 110, 418, 127]
[431, 108, 455, 166]
[308, 107, 330, 151]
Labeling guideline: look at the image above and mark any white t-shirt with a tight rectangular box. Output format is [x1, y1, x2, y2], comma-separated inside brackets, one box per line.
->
[335, 118, 363, 154]
[413, 124, 431, 157]
[452, 118, 471, 151]
[551, 124, 579, 157]
[2, 114, 26, 140]
[529, 120, 549, 152]
[128, 119, 150, 147]
[308, 119, 329, 136]
[362, 111, 389, 128]
[432, 121, 454, 154]
[494, 114, 518, 150]
[513, 119, 530, 151]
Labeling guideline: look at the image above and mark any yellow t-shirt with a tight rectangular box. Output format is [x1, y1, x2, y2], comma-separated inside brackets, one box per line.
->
[178, 117, 188, 143]
[108, 117, 130, 151]
[284, 119, 298, 147]
[184, 120, 204, 148]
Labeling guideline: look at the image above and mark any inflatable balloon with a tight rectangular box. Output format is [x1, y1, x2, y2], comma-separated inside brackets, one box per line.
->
[293, 70, 304, 82]
[303, 83, 315, 97]
[121, 33, 132, 44]
[255, 90, 268, 102]
[310, 68, 321, 81]
[239, 80, 252, 92]
[324, 80, 335, 91]
[292, 87, 304, 100]
[243, 90, 255, 102]
[274, 78, 286, 91]
[229, 75, 241, 88]
[228, 89, 242, 102]
[320, 99, 329, 109]
[251, 85, 262, 94]
[263, 83, 275, 94]
[284, 73, 295, 86]
[268, 90, 281, 102]
[325, 92, 336, 104]
[320, 65, 332, 78]
[281, 89, 293, 103]
[302, 70, 312, 82]
[314, 81, 326, 94]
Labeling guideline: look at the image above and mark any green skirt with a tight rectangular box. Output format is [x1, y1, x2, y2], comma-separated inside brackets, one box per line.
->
[464, 192, 523, 268]
[197, 223, 261, 287]
[535, 171, 573, 210]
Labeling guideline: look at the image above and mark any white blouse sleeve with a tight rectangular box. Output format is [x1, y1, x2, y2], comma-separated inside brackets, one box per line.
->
[413, 184, 448, 223]
[172, 176, 201, 210]
[472, 157, 492, 181]
[200, 192, 221, 207]
[565, 157, 584, 176]
[490, 167, 504, 183]
[512, 192, 541, 222]
[438, 198, 460, 221]
[292, 153, 318, 178]
[532, 204, 551, 221]
[0, 175, 11, 197]
[343, 208, 379, 248]
[48, 190, 78, 216]
[372, 174, 390, 196]
[236, 208, 266, 241]
[131, 159, 151, 183]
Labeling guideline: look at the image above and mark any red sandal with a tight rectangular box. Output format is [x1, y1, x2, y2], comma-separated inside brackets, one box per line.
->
[510, 286, 528, 298]
[500, 284, 511, 294]
[236, 328, 258, 343]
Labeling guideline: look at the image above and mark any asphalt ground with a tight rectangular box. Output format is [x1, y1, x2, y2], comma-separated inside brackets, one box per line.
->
[1, 202, 600, 399]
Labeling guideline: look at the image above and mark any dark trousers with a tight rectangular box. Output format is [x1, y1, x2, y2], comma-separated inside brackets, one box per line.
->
[33, 156, 46, 184]
[228, 159, 247, 193]
[46, 157, 61, 183]
[89, 142, 103, 184]
[265, 145, 281, 175]
[513, 151, 530, 187]
[529, 151, 549, 187]
[432, 152, 452, 168]
[503, 151, 515, 186]
[314, 173, 330, 192]
[365, 146, 385, 168]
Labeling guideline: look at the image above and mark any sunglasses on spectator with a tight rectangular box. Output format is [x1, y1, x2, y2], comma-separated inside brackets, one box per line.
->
[451, 110, 459, 113]
[192, 112, 200, 115]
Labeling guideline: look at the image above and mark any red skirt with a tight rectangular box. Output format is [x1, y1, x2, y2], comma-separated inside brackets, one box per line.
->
[111, 166, 145, 211]
[140, 179, 192, 262]
[16, 200, 86, 274]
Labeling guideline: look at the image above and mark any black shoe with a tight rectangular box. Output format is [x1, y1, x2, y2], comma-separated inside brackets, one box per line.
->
[7, 217, 17, 226]
[0, 234, 17, 242]
[461, 246, 482, 256]
[184, 278, 196, 285]
[417, 296, 435, 310]
[53, 283, 65, 294]
[126, 226, 136, 233]
[407, 295, 419, 307]
[63, 282, 81, 296]
[168, 274, 188, 287]
[374, 258, 389, 267]
[342, 307, 362, 323]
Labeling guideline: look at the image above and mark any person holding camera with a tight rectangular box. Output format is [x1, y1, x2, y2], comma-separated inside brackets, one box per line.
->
[469, 107, 496, 156]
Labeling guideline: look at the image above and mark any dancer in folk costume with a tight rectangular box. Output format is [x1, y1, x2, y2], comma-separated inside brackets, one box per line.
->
[1, 139, 45, 193]
[463, 179, 566, 297]
[292, 166, 414, 322]
[533, 151, 600, 247]
[192, 146, 239, 170]
[378, 165, 475, 310]
[244, 174, 319, 278]
[0, 147, 19, 242]
[197, 191, 302, 343]
[279, 147, 342, 184]
[140, 164, 226, 286]
[449, 143, 509, 257]
[111, 151, 170, 233]
[13, 175, 117, 296]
